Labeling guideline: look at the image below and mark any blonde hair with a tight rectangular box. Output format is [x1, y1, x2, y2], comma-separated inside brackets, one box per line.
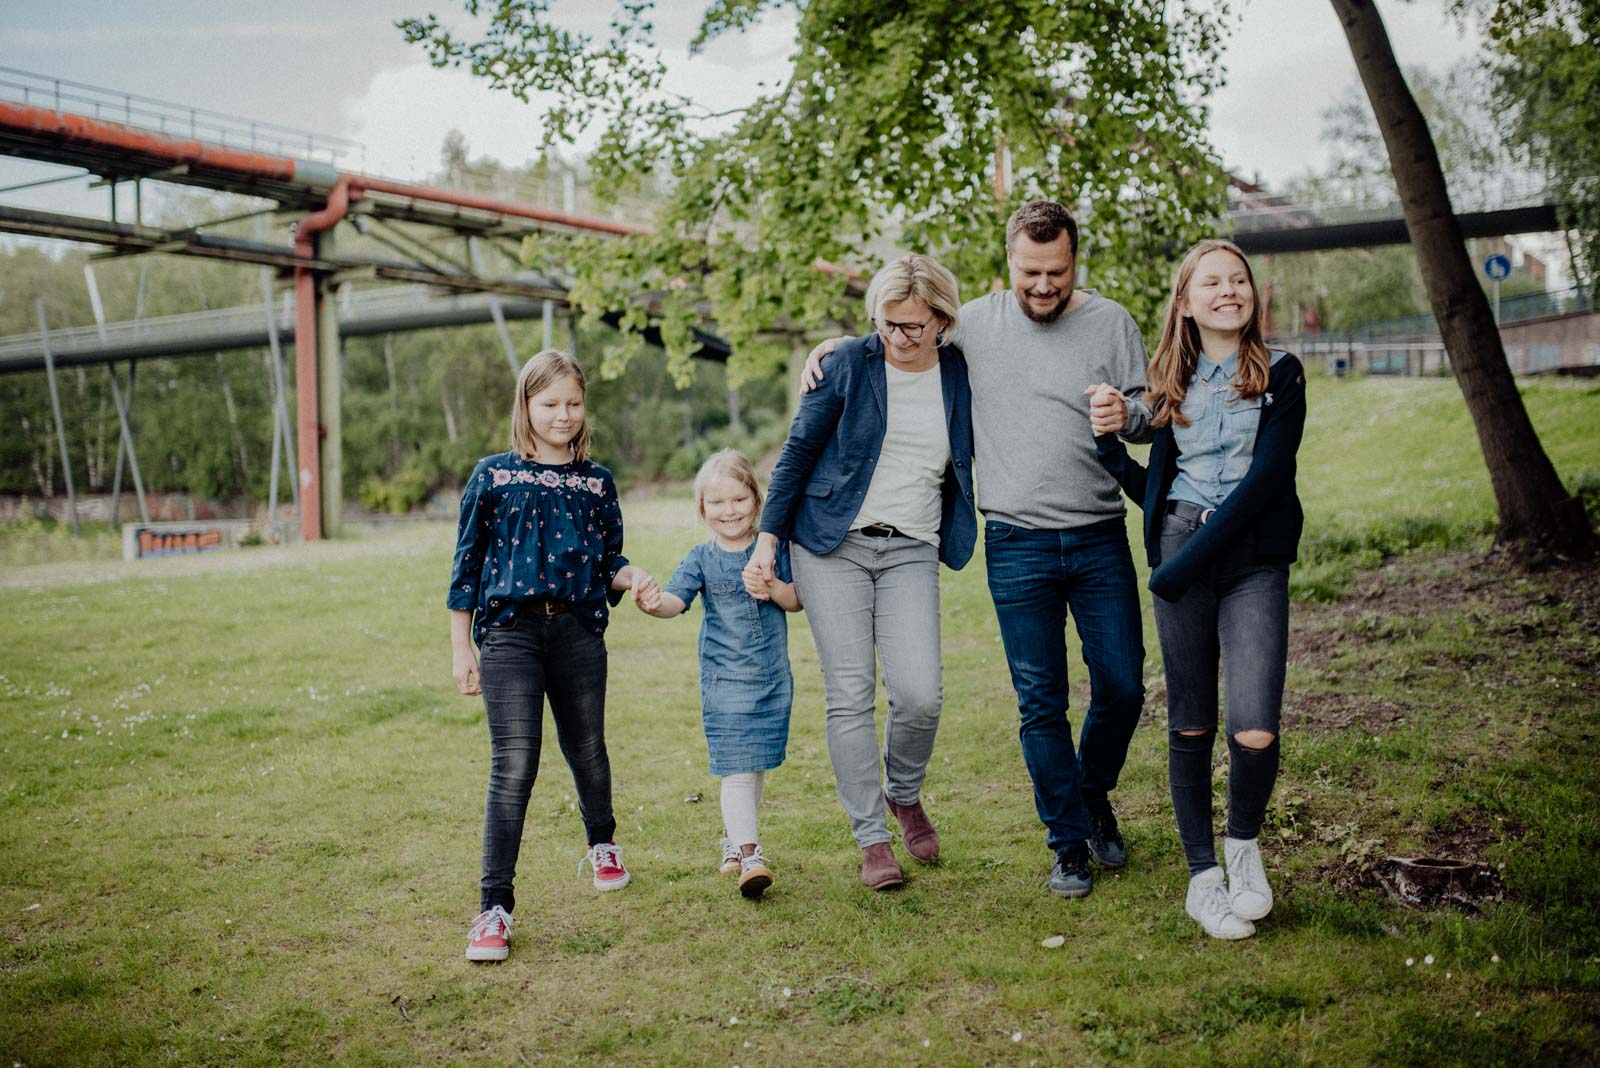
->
[865, 254, 962, 340]
[510, 349, 591, 461]
[693, 449, 762, 523]
[1147, 239, 1270, 429]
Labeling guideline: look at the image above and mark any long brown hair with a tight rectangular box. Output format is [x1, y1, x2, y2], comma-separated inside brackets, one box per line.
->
[1148, 239, 1270, 429]
[510, 350, 591, 462]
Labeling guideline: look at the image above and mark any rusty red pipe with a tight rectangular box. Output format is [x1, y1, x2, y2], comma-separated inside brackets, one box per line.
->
[290, 176, 356, 542]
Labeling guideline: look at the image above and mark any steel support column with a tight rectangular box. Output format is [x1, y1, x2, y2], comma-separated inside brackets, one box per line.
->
[36, 300, 80, 534]
[293, 252, 324, 541]
[317, 230, 343, 538]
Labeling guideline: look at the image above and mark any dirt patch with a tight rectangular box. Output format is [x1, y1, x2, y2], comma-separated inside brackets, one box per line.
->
[1306, 807, 1516, 910]
[1289, 549, 1600, 673]
[1282, 689, 1410, 734]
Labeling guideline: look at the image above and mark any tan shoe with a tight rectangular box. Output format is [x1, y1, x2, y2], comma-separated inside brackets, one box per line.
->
[737, 847, 773, 899]
[860, 842, 904, 890]
[884, 790, 940, 862]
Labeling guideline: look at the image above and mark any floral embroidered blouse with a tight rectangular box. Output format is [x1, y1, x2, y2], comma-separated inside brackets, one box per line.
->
[447, 452, 630, 642]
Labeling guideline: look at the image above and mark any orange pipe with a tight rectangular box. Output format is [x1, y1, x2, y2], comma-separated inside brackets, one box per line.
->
[355, 175, 647, 236]
[290, 177, 356, 543]
[0, 100, 299, 181]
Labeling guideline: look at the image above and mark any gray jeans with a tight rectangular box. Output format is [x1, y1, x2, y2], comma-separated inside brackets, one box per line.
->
[792, 532, 943, 848]
[1153, 512, 1289, 736]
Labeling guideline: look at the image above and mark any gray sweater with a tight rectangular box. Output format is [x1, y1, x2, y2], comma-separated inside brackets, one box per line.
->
[953, 289, 1150, 530]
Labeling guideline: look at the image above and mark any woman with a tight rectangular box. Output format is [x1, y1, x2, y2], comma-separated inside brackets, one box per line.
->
[745, 253, 975, 890]
[1089, 238, 1307, 939]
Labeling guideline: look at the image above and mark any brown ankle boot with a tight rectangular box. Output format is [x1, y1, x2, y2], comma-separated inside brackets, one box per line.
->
[884, 791, 940, 862]
[860, 842, 904, 890]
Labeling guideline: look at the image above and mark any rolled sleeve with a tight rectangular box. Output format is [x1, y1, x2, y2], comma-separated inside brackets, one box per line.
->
[664, 546, 705, 610]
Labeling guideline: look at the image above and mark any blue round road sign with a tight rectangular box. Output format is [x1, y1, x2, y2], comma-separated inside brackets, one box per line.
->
[1484, 254, 1512, 281]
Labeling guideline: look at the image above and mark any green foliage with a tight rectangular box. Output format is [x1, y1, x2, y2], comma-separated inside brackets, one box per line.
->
[402, 2, 1230, 383]
[1471, 0, 1600, 293]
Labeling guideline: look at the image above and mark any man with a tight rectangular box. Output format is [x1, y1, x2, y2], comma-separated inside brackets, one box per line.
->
[805, 201, 1149, 898]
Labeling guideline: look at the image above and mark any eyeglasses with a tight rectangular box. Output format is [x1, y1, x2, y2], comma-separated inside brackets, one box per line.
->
[876, 316, 935, 341]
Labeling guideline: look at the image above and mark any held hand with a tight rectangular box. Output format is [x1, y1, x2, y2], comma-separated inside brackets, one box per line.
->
[741, 566, 771, 601]
[745, 533, 778, 594]
[1084, 383, 1129, 435]
[635, 580, 663, 614]
[452, 644, 481, 696]
[631, 571, 659, 607]
[799, 337, 842, 394]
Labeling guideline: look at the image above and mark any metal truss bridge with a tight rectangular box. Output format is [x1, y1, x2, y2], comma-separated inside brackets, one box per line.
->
[0, 66, 1580, 538]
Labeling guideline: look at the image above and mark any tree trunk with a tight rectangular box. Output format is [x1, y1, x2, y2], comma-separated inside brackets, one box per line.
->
[1331, 0, 1596, 562]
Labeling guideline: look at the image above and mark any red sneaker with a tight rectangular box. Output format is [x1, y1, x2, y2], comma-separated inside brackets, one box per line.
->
[580, 841, 631, 891]
[465, 906, 511, 961]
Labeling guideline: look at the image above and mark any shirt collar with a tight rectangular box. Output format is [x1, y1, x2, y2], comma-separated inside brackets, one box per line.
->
[1197, 350, 1237, 381]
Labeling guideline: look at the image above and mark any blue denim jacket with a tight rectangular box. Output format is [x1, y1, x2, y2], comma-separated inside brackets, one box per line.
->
[760, 332, 976, 569]
[1169, 352, 1265, 509]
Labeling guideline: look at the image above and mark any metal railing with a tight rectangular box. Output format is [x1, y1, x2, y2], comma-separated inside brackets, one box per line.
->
[1227, 174, 1590, 232]
[1297, 286, 1592, 345]
[0, 66, 364, 167]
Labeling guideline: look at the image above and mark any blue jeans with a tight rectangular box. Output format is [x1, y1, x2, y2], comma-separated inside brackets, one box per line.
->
[476, 611, 614, 913]
[984, 518, 1145, 852]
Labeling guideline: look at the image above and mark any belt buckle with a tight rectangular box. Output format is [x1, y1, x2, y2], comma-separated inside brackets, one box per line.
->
[541, 599, 561, 615]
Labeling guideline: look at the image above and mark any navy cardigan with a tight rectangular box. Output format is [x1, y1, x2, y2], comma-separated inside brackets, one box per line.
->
[761, 332, 976, 569]
[1095, 352, 1307, 602]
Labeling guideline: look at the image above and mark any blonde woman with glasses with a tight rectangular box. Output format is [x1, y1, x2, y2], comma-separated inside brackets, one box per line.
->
[745, 254, 976, 891]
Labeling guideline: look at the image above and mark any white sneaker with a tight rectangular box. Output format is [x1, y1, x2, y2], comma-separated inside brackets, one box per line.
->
[1186, 867, 1255, 940]
[720, 836, 742, 876]
[1224, 836, 1273, 921]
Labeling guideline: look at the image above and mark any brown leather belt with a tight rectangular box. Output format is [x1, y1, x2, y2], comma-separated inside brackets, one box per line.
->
[528, 598, 569, 615]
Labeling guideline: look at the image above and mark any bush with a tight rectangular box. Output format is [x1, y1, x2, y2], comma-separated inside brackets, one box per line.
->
[357, 461, 432, 515]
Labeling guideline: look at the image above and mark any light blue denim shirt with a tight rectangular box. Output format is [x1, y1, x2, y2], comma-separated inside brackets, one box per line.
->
[1169, 351, 1279, 509]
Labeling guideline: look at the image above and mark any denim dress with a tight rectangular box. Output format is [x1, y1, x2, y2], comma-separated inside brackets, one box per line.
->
[665, 540, 794, 775]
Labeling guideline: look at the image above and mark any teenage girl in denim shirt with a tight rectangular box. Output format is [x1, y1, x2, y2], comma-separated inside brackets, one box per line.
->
[449, 350, 659, 962]
[1089, 239, 1307, 940]
[636, 450, 801, 899]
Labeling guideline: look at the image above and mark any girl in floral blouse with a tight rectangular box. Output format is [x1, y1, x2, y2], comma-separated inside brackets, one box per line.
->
[448, 349, 659, 962]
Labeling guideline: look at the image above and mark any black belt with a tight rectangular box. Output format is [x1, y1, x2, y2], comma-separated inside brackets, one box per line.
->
[1167, 500, 1215, 525]
[527, 598, 569, 615]
[858, 523, 908, 539]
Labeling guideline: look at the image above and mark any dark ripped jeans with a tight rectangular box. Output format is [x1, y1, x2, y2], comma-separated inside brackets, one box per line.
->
[477, 611, 614, 914]
[1154, 511, 1288, 874]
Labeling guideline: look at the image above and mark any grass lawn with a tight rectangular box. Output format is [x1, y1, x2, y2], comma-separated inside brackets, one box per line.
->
[2, 373, 1597, 1066]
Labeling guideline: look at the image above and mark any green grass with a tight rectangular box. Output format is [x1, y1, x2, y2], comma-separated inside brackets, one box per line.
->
[2, 374, 1598, 1066]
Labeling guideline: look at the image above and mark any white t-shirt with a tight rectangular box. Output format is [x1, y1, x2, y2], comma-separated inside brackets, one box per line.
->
[852, 362, 949, 546]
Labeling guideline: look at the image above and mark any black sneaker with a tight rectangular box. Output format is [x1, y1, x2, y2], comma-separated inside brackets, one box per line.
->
[1086, 799, 1128, 869]
[1049, 842, 1093, 898]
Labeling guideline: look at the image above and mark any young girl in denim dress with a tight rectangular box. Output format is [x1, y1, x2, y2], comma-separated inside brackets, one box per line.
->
[637, 450, 800, 898]
[449, 350, 659, 962]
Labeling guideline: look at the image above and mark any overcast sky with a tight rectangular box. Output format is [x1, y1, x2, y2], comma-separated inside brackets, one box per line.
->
[3, 1, 1484, 207]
